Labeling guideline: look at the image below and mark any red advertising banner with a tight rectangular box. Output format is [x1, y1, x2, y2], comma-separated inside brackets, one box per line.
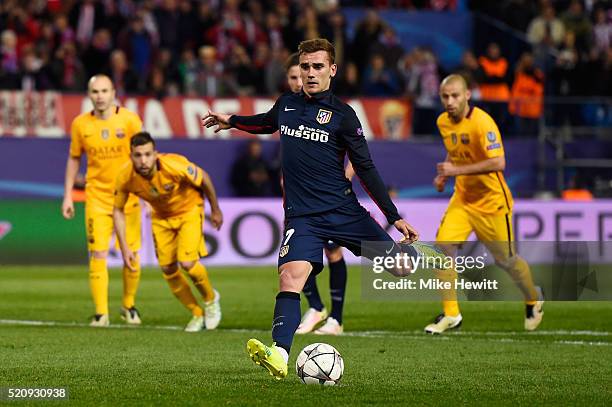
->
[0, 92, 412, 140]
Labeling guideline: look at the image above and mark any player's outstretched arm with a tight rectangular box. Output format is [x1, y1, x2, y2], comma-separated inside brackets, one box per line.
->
[62, 156, 80, 219]
[202, 110, 232, 133]
[112, 205, 136, 271]
[200, 169, 223, 230]
[202, 98, 281, 135]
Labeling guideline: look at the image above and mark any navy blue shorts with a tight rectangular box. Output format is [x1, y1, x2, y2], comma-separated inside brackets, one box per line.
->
[278, 202, 395, 268]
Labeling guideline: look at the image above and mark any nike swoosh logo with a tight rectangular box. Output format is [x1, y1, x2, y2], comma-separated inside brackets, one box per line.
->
[284, 107, 296, 111]
[386, 245, 394, 255]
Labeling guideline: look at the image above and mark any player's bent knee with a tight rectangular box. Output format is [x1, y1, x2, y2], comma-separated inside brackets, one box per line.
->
[161, 263, 178, 275]
[279, 261, 312, 292]
[90, 250, 108, 259]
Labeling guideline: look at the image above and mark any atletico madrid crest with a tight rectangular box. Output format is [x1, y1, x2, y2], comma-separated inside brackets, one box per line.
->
[279, 245, 290, 257]
[316, 109, 332, 124]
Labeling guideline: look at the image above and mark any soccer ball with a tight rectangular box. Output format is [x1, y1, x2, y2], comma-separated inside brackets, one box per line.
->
[295, 343, 344, 386]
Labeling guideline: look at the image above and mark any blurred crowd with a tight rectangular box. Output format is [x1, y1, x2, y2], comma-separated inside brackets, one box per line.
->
[472, 0, 612, 97]
[0, 1, 610, 120]
[0, 0, 454, 97]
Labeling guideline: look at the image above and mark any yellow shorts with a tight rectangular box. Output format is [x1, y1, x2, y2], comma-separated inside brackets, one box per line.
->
[85, 201, 141, 252]
[436, 199, 515, 262]
[151, 207, 208, 266]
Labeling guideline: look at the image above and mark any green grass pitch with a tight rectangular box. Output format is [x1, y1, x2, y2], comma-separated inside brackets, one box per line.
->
[0, 265, 611, 406]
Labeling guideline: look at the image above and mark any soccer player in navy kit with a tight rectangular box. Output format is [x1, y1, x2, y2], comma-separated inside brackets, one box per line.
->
[204, 39, 436, 380]
[285, 52, 351, 336]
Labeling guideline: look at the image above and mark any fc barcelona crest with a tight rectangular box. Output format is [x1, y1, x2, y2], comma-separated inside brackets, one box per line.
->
[116, 128, 125, 139]
[316, 109, 332, 124]
[101, 129, 109, 140]
[461, 133, 470, 144]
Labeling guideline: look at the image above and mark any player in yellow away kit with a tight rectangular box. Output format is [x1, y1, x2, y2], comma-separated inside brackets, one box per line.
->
[113, 132, 223, 332]
[62, 74, 143, 327]
[426, 74, 544, 334]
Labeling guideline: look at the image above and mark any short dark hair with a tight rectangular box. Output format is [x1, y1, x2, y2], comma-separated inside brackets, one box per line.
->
[284, 52, 300, 72]
[130, 131, 155, 149]
[298, 38, 335, 65]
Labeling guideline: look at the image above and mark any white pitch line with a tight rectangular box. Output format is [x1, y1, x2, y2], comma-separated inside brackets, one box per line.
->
[0, 319, 610, 347]
[345, 329, 611, 337]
